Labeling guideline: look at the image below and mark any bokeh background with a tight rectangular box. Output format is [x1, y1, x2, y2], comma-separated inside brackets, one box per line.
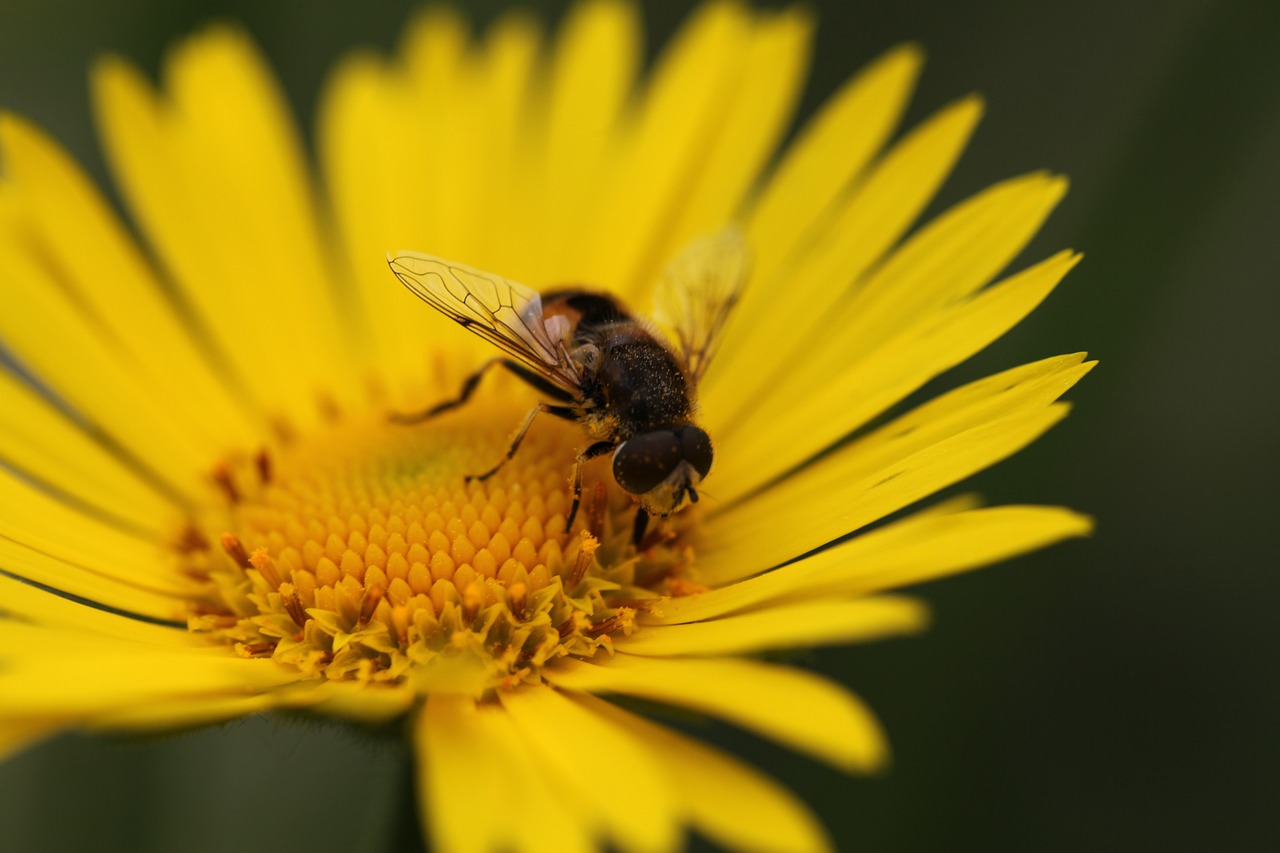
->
[1, 0, 1276, 850]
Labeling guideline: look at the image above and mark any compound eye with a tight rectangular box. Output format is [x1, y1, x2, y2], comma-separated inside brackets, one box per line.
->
[613, 432, 682, 495]
[678, 427, 713, 479]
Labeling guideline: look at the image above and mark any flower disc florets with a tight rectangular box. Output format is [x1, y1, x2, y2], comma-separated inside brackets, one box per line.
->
[178, 403, 685, 695]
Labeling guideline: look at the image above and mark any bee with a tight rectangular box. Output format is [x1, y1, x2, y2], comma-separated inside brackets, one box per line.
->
[387, 229, 748, 546]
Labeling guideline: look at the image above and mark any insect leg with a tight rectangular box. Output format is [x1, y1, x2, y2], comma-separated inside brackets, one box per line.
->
[469, 403, 578, 482]
[390, 359, 575, 424]
[631, 508, 650, 549]
[567, 441, 616, 531]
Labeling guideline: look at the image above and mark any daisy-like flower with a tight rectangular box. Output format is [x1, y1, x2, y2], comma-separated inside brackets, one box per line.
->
[0, 2, 1092, 851]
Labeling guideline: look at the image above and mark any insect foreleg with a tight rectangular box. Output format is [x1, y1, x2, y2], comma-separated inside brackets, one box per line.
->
[567, 441, 616, 531]
[390, 358, 575, 424]
[469, 403, 578, 483]
[631, 508, 650, 549]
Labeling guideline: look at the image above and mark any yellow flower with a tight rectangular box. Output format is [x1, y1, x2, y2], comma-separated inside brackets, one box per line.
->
[0, 2, 1092, 851]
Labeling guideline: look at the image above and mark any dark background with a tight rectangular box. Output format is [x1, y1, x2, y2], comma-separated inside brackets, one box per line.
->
[1, 1, 1276, 850]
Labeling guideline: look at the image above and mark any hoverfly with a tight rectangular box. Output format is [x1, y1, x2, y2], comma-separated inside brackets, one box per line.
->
[387, 230, 748, 546]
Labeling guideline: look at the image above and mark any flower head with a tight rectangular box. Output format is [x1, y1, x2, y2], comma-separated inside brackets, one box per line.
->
[0, 2, 1091, 851]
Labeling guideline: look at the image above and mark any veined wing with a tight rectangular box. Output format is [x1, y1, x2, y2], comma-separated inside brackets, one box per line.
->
[388, 252, 582, 394]
[652, 227, 751, 384]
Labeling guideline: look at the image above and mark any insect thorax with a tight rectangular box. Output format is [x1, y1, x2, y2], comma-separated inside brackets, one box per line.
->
[586, 329, 694, 438]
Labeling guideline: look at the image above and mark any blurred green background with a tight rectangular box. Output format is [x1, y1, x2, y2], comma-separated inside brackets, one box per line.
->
[1, 0, 1276, 850]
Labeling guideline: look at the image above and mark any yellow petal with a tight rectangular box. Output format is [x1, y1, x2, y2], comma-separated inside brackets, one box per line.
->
[419, 696, 509, 850]
[93, 29, 357, 426]
[463, 13, 545, 279]
[0, 627, 297, 714]
[398, 7, 486, 266]
[756, 352, 1094, 510]
[0, 113, 262, 453]
[0, 367, 174, 533]
[737, 177, 1069, 420]
[0, 718, 65, 762]
[617, 595, 928, 656]
[547, 654, 887, 772]
[744, 44, 923, 301]
[0, 548, 180, 626]
[698, 403, 1071, 585]
[500, 684, 680, 853]
[87, 679, 414, 730]
[0, 237, 213, 503]
[417, 695, 593, 853]
[582, 1, 753, 292]
[86, 692, 279, 731]
[827, 172, 1068, 359]
[705, 95, 983, 410]
[586, 693, 832, 853]
[802, 504, 1095, 595]
[710, 251, 1080, 501]
[0, 574, 192, 643]
[317, 53, 433, 406]
[525, 0, 642, 285]
[318, 14, 541, 406]
[0, 467, 192, 599]
[287, 680, 415, 724]
[660, 6, 814, 266]
[649, 503, 1092, 625]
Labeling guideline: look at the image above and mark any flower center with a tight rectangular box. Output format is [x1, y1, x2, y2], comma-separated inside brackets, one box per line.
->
[175, 400, 692, 695]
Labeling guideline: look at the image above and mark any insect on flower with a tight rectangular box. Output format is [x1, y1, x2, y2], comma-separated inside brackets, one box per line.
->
[387, 230, 748, 546]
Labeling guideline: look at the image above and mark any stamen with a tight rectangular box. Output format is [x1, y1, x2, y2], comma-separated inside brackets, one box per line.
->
[211, 462, 240, 504]
[317, 393, 342, 423]
[358, 586, 385, 625]
[175, 525, 210, 553]
[248, 547, 281, 589]
[566, 531, 599, 590]
[255, 448, 272, 484]
[583, 481, 607, 538]
[281, 584, 308, 629]
[220, 532, 252, 569]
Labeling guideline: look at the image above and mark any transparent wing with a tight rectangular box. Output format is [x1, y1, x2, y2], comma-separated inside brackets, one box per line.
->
[388, 252, 582, 394]
[651, 227, 751, 384]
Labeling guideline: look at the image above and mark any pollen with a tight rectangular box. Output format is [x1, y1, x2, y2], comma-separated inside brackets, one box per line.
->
[175, 404, 682, 694]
